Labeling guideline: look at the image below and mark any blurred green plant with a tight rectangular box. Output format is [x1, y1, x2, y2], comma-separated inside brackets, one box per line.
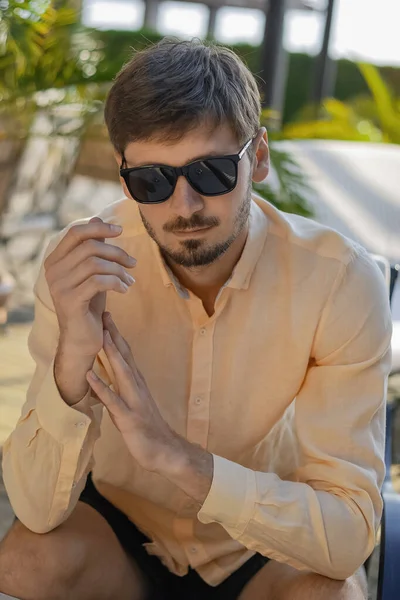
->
[0, 0, 103, 143]
[0, 0, 85, 98]
[254, 146, 314, 218]
[273, 64, 400, 145]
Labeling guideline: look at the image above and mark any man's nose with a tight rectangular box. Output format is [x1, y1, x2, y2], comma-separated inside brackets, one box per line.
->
[169, 175, 204, 217]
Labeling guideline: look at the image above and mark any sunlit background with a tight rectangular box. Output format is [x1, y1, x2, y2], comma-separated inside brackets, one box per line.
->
[83, 0, 400, 65]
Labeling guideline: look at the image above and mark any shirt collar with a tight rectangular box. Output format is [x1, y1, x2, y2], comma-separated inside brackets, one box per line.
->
[151, 193, 269, 294]
[225, 196, 269, 291]
[150, 239, 189, 298]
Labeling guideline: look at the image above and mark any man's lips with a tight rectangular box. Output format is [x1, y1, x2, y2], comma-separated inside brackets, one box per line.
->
[173, 226, 213, 235]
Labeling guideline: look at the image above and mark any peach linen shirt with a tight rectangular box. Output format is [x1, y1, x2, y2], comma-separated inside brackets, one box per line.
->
[3, 193, 392, 585]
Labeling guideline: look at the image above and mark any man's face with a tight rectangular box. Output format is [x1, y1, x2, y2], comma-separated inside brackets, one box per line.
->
[119, 124, 260, 268]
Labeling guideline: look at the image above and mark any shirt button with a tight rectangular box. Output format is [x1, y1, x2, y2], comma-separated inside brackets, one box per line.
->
[190, 546, 198, 554]
[200, 328, 206, 336]
[75, 422, 86, 428]
[72, 481, 76, 488]
[195, 397, 202, 405]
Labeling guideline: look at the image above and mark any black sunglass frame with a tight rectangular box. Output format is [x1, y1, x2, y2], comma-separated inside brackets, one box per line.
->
[119, 138, 254, 204]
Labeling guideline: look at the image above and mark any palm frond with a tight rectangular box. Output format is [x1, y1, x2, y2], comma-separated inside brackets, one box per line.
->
[253, 147, 314, 218]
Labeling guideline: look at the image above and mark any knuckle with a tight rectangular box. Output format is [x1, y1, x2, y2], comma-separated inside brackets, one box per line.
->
[68, 225, 81, 241]
[83, 238, 98, 254]
[85, 273, 100, 292]
[87, 255, 103, 271]
[90, 273, 102, 287]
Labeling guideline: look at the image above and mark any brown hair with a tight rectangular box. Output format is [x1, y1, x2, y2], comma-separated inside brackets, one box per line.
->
[104, 37, 261, 158]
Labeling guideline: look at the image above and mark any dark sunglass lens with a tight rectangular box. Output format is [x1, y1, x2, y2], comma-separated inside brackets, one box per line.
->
[127, 167, 176, 203]
[188, 158, 237, 195]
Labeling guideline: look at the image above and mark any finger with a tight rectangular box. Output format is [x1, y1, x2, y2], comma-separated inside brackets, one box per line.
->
[44, 218, 123, 270]
[103, 315, 146, 389]
[52, 255, 136, 292]
[49, 239, 136, 283]
[103, 329, 137, 398]
[52, 274, 132, 306]
[103, 312, 136, 371]
[86, 370, 130, 420]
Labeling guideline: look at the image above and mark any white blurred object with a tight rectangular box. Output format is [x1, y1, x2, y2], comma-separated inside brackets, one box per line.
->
[392, 322, 400, 374]
[272, 140, 400, 264]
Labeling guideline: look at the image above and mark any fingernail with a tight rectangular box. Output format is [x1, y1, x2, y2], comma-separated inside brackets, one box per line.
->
[88, 370, 98, 380]
[110, 224, 122, 233]
[126, 274, 135, 285]
[128, 256, 137, 265]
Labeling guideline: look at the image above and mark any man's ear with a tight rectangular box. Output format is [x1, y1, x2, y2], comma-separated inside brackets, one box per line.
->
[252, 127, 269, 184]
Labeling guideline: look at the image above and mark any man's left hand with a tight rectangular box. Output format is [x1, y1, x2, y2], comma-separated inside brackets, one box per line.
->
[86, 311, 181, 473]
[86, 312, 213, 503]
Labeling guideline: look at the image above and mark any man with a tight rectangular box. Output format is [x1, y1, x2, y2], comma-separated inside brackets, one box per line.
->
[0, 38, 392, 600]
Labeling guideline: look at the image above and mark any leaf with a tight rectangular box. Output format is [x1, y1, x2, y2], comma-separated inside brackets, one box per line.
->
[359, 63, 394, 116]
[322, 98, 353, 121]
[253, 146, 314, 218]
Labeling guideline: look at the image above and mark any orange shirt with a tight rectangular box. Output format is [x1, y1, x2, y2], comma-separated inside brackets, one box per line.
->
[3, 194, 392, 584]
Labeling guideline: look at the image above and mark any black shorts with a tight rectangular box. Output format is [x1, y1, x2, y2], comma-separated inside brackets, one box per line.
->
[79, 473, 269, 600]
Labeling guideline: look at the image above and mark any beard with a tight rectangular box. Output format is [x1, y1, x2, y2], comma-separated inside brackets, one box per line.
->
[139, 181, 252, 269]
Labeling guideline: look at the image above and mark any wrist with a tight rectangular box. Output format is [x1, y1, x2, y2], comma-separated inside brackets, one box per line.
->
[54, 343, 97, 406]
[154, 433, 214, 504]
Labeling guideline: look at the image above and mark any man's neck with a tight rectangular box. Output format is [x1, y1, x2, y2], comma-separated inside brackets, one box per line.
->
[165, 223, 249, 313]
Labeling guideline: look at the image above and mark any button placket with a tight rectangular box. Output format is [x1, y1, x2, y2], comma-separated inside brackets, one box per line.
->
[186, 323, 214, 447]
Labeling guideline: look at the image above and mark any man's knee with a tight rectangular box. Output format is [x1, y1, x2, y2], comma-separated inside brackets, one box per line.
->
[277, 567, 368, 600]
[240, 559, 368, 600]
[0, 518, 88, 600]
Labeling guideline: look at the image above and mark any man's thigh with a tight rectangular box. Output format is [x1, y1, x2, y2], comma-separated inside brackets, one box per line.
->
[238, 559, 369, 600]
[0, 502, 146, 600]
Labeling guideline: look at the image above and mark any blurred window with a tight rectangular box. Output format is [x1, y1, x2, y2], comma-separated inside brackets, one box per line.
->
[82, 0, 145, 30]
[214, 7, 266, 45]
[158, 2, 209, 39]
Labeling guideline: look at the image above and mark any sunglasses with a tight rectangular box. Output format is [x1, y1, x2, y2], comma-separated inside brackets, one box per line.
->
[119, 138, 254, 204]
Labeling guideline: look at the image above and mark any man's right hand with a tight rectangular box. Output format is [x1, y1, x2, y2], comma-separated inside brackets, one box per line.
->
[44, 217, 136, 405]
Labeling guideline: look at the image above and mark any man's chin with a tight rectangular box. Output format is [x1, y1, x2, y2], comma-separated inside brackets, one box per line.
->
[161, 243, 231, 269]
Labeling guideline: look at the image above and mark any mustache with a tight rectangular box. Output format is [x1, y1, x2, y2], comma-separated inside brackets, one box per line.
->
[164, 214, 220, 233]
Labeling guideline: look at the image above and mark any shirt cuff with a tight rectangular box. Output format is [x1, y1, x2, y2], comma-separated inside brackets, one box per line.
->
[35, 357, 99, 442]
[197, 454, 257, 535]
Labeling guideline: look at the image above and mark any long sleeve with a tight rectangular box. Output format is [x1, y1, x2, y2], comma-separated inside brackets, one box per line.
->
[2, 230, 109, 534]
[198, 246, 393, 580]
